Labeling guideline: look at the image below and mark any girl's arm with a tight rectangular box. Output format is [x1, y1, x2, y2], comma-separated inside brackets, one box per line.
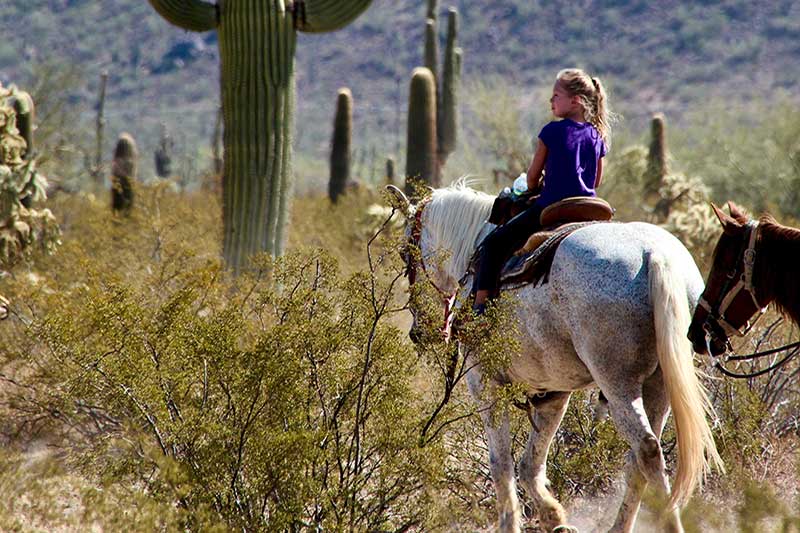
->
[526, 139, 548, 191]
[595, 157, 604, 188]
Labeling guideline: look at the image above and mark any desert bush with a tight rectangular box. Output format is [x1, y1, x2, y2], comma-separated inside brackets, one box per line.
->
[458, 78, 536, 186]
[0, 183, 526, 531]
[674, 102, 800, 220]
[547, 392, 628, 499]
[2, 242, 442, 531]
[6, 94, 800, 529]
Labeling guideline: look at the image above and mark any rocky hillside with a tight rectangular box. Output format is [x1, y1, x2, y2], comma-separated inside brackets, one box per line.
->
[2, 1, 799, 183]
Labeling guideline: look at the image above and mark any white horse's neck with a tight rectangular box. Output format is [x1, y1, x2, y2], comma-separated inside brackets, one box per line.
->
[421, 184, 494, 286]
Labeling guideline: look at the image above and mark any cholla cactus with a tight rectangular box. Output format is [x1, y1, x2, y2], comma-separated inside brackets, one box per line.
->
[0, 82, 59, 273]
[660, 172, 717, 255]
[146, 0, 373, 274]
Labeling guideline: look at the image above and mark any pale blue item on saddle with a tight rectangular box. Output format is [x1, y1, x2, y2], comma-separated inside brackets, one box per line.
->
[512, 173, 528, 197]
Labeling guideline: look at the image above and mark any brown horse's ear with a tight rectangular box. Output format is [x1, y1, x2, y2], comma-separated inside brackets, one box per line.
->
[385, 185, 412, 218]
[711, 202, 741, 234]
[727, 201, 748, 223]
[711, 203, 728, 226]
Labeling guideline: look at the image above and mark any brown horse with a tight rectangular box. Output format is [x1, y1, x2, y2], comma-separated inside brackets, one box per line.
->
[688, 202, 800, 356]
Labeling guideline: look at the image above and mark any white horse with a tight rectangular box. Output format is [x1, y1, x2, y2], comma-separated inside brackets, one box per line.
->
[387, 182, 722, 533]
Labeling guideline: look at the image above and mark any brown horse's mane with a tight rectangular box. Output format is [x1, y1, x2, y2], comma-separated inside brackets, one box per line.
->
[756, 214, 800, 325]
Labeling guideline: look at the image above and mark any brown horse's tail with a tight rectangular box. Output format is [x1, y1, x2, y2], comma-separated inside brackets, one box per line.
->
[649, 253, 724, 508]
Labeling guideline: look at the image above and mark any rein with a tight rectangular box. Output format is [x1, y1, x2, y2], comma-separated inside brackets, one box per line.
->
[707, 335, 800, 379]
[701, 220, 800, 378]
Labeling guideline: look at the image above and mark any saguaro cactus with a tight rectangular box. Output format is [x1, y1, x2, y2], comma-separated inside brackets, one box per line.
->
[92, 71, 108, 185]
[211, 105, 223, 176]
[146, 0, 373, 274]
[644, 113, 668, 204]
[154, 123, 173, 178]
[386, 156, 395, 184]
[418, 4, 461, 180]
[111, 133, 137, 213]
[328, 88, 352, 203]
[405, 67, 437, 194]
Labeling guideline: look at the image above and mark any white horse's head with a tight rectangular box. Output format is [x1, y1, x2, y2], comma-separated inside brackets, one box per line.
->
[386, 181, 494, 343]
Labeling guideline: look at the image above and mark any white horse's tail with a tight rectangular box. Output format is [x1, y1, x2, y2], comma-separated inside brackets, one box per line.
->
[649, 254, 724, 508]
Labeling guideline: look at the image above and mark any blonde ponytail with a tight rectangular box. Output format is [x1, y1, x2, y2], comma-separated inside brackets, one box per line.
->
[556, 68, 616, 145]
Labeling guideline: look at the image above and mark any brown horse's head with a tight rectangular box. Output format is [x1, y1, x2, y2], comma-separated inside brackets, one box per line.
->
[688, 202, 765, 355]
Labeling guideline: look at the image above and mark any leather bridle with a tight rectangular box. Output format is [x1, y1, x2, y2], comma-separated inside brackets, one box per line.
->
[698, 221, 766, 340]
[404, 199, 456, 338]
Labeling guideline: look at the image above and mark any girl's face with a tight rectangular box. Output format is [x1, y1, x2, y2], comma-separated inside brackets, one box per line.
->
[550, 82, 581, 119]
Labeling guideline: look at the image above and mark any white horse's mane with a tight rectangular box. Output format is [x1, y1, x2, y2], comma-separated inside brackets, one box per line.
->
[422, 177, 495, 280]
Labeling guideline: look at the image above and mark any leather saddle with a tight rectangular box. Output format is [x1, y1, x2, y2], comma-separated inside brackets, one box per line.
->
[516, 196, 614, 255]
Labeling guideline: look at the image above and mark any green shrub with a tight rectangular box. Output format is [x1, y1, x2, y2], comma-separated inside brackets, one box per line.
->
[547, 392, 627, 499]
[3, 241, 446, 530]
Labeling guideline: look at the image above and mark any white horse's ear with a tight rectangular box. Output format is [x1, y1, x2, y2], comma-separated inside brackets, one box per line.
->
[385, 185, 412, 217]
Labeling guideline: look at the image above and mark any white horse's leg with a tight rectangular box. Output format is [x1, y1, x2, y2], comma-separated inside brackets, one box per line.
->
[517, 391, 572, 531]
[466, 367, 521, 533]
[608, 370, 680, 533]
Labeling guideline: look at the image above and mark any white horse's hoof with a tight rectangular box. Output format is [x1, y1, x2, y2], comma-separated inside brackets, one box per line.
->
[553, 526, 579, 533]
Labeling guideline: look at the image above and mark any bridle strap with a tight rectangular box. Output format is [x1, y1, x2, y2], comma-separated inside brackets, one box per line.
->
[742, 220, 760, 307]
[700, 220, 800, 377]
[698, 297, 749, 338]
[698, 221, 765, 337]
[407, 199, 456, 336]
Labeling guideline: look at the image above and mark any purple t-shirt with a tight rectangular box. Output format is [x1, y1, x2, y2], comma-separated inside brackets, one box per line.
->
[535, 119, 607, 208]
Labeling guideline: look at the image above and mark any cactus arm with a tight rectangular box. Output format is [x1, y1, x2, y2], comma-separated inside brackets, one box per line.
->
[298, 0, 373, 33]
[10, 91, 34, 159]
[147, 0, 217, 32]
[424, 19, 438, 85]
[439, 8, 460, 158]
[426, 0, 438, 20]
